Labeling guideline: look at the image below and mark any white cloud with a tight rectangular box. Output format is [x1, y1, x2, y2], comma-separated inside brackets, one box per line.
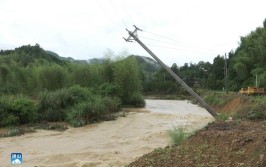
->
[0, 0, 265, 65]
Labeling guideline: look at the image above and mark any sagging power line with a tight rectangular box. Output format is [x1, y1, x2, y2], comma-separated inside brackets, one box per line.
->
[124, 25, 218, 118]
[95, 0, 134, 29]
[141, 31, 217, 53]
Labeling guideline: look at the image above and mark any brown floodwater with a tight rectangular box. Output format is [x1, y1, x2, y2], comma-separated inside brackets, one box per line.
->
[0, 99, 214, 167]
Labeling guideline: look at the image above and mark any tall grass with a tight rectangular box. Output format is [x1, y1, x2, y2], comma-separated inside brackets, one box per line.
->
[37, 85, 92, 122]
[66, 96, 121, 127]
[167, 127, 189, 146]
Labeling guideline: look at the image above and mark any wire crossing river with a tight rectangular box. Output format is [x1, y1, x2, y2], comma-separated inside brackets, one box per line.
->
[0, 99, 214, 167]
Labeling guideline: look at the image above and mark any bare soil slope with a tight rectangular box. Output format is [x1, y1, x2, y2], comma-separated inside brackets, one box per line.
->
[128, 95, 266, 167]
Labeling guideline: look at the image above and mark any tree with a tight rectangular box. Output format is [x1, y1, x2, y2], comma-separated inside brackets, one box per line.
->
[113, 56, 141, 104]
[37, 65, 66, 91]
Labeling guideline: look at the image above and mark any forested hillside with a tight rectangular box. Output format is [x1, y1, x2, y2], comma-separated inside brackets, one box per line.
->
[0, 44, 145, 127]
[142, 19, 266, 93]
[228, 19, 266, 90]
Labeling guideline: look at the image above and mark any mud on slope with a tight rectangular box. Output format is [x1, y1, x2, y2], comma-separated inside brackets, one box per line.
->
[128, 95, 266, 167]
[128, 120, 266, 167]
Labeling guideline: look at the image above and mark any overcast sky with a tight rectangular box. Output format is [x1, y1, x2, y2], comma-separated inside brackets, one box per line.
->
[0, 0, 265, 66]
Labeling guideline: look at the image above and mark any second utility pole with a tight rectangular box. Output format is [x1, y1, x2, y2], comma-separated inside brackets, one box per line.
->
[125, 26, 217, 117]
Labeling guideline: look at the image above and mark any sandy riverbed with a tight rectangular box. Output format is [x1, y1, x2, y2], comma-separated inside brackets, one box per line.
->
[0, 99, 214, 167]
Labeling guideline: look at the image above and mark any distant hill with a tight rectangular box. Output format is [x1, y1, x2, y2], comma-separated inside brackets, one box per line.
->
[87, 58, 105, 64]
[88, 55, 160, 73]
[0, 45, 160, 73]
[46, 50, 88, 64]
[0, 44, 64, 66]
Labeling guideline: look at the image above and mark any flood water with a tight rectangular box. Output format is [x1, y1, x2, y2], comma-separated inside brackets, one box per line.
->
[0, 99, 214, 167]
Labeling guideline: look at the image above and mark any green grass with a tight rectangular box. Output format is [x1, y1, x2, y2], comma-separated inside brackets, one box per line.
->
[217, 113, 230, 121]
[167, 127, 189, 146]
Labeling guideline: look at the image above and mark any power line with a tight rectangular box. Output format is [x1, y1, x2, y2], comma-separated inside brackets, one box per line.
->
[121, 0, 135, 25]
[142, 30, 189, 45]
[141, 30, 216, 52]
[139, 35, 217, 53]
[138, 35, 188, 46]
[143, 42, 217, 55]
[95, 0, 117, 26]
[110, 0, 127, 27]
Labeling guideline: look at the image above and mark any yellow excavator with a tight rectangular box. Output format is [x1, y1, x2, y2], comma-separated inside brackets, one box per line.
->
[239, 86, 265, 96]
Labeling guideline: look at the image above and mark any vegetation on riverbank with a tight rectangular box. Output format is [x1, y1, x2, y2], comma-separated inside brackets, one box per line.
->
[128, 92, 266, 167]
[0, 45, 145, 129]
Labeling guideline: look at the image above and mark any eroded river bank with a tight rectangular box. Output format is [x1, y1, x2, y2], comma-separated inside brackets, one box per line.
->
[0, 99, 214, 167]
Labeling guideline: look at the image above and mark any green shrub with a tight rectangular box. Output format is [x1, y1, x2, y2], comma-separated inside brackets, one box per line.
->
[235, 102, 266, 120]
[38, 90, 67, 121]
[0, 95, 37, 127]
[37, 85, 92, 122]
[217, 113, 230, 121]
[102, 96, 121, 113]
[0, 115, 19, 127]
[247, 104, 266, 120]
[67, 96, 114, 127]
[128, 92, 146, 107]
[99, 83, 122, 97]
[167, 127, 189, 146]
[203, 94, 221, 106]
[68, 85, 92, 104]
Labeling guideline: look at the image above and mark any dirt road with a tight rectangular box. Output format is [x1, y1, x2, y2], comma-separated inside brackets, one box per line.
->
[0, 99, 214, 167]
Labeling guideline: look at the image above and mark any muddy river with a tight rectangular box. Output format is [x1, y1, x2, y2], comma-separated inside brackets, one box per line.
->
[0, 99, 214, 167]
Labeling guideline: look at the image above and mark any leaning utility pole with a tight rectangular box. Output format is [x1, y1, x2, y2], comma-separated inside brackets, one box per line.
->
[124, 26, 217, 117]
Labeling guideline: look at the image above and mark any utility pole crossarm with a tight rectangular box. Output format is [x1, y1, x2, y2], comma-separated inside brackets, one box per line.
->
[124, 26, 218, 117]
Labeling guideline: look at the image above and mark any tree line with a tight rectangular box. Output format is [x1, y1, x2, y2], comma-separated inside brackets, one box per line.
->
[0, 44, 145, 127]
[142, 19, 266, 93]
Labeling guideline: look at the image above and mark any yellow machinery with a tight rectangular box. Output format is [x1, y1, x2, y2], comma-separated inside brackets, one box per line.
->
[239, 87, 265, 96]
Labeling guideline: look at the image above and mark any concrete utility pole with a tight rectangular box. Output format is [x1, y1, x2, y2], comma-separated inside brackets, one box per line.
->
[124, 26, 218, 117]
[224, 53, 228, 93]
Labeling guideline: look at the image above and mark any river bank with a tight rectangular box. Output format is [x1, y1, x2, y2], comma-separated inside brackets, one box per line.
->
[129, 94, 266, 167]
[0, 99, 213, 167]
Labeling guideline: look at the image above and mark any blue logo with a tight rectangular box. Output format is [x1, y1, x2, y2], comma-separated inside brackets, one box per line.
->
[11, 153, 22, 165]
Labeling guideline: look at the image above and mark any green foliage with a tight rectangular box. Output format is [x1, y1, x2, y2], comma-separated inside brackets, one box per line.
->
[203, 93, 222, 106]
[141, 19, 266, 93]
[0, 95, 37, 127]
[234, 97, 266, 120]
[228, 19, 266, 90]
[67, 98, 105, 127]
[68, 85, 93, 103]
[99, 83, 122, 97]
[247, 104, 266, 120]
[203, 93, 234, 107]
[128, 92, 145, 107]
[38, 85, 121, 126]
[217, 113, 230, 121]
[167, 127, 189, 146]
[37, 85, 92, 122]
[38, 90, 68, 122]
[102, 96, 121, 113]
[113, 56, 142, 105]
[0, 45, 145, 127]
[36, 65, 66, 91]
[66, 95, 121, 127]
